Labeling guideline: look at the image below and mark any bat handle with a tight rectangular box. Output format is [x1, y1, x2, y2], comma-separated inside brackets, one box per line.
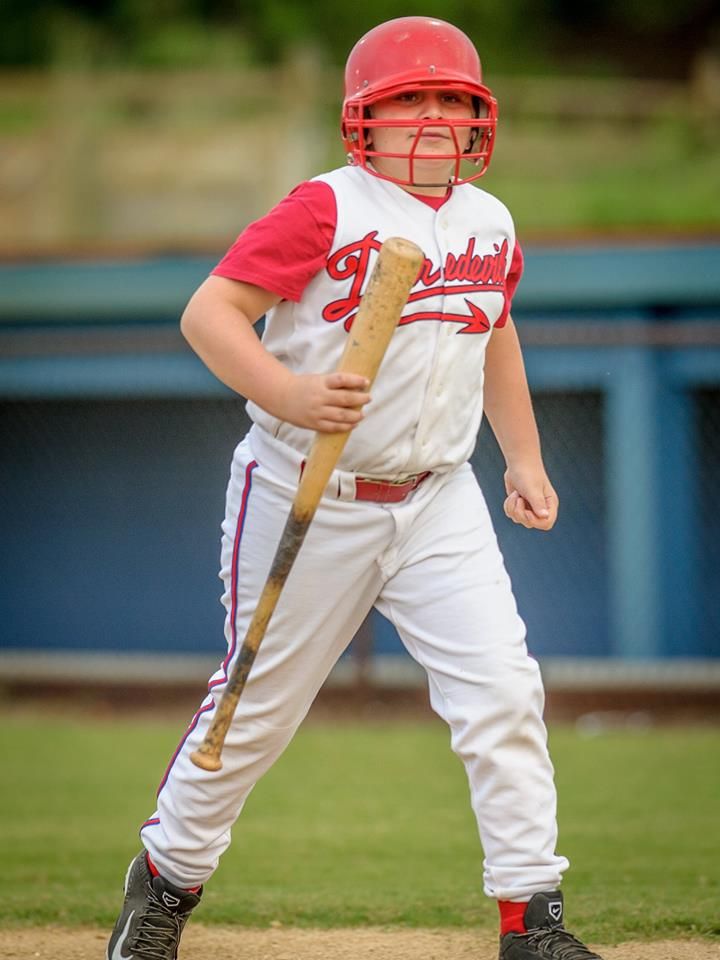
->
[189, 565, 290, 770]
[189, 661, 257, 771]
[189, 506, 313, 770]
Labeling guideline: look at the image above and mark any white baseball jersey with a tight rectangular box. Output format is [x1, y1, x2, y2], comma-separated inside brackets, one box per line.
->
[241, 165, 521, 477]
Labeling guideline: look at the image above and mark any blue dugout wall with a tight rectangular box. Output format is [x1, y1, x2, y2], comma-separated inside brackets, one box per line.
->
[1, 243, 719, 666]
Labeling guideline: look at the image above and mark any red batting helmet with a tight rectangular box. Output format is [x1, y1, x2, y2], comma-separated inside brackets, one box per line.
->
[341, 17, 498, 187]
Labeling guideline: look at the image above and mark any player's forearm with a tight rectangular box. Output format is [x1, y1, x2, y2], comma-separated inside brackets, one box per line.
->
[181, 295, 292, 415]
[483, 317, 544, 469]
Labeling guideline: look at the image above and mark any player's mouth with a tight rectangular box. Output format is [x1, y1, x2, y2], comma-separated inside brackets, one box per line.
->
[412, 130, 451, 143]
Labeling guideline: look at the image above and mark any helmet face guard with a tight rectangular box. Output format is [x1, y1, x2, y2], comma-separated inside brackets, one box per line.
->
[342, 82, 497, 187]
[341, 18, 498, 187]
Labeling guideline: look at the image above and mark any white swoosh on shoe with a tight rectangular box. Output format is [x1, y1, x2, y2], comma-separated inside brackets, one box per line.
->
[109, 911, 135, 960]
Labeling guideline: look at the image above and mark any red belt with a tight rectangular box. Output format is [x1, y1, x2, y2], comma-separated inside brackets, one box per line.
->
[299, 460, 431, 504]
[354, 471, 432, 503]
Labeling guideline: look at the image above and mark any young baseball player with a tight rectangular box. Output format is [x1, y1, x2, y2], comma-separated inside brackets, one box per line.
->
[107, 16, 603, 960]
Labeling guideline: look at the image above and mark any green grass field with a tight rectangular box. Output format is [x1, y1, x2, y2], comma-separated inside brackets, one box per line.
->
[1, 711, 718, 943]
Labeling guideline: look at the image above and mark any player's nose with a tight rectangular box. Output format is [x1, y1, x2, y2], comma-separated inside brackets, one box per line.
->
[420, 92, 445, 118]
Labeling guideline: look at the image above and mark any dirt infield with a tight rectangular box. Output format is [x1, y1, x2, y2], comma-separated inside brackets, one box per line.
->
[2, 927, 718, 960]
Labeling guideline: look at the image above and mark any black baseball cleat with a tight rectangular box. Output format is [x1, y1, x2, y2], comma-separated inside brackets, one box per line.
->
[106, 850, 202, 960]
[499, 891, 604, 960]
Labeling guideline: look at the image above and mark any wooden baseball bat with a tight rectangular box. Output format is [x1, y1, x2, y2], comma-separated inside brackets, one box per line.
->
[190, 236, 424, 771]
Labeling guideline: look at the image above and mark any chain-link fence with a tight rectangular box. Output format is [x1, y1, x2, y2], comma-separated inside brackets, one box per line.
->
[2, 385, 718, 666]
[696, 388, 720, 649]
[1, 239, 719, 723]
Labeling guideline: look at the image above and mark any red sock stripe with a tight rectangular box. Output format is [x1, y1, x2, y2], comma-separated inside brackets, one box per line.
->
[147, 852, 201, 893]
[499, 899, 528, 935]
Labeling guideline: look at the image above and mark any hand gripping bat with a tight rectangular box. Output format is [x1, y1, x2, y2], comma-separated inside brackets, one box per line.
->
[190, 236, 424, 771]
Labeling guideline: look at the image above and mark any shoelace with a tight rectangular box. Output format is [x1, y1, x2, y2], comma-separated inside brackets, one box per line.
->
[128, 886, 188, 960]
[522, 927, 601, 960]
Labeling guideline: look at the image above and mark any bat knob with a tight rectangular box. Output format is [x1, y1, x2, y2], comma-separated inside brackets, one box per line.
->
[190, 748, 223, 772]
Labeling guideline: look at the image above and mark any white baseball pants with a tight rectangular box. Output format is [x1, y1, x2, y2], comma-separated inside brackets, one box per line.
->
[141, 426, 569, 901]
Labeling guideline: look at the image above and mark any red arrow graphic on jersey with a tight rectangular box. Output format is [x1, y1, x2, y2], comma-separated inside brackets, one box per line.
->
[341, 301, 490, 334]
[398, 300, 490, 334]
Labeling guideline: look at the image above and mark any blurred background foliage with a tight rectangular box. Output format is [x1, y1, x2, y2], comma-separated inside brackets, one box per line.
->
[1, 2, 719, 250]
[2, 0, 718, 76]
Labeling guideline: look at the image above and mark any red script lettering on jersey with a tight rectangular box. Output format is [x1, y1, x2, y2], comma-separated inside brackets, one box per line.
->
[323, 231, 508, 333]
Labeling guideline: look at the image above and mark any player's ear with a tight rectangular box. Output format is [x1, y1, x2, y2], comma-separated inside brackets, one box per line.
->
[465, 96, 485, 153]
[472, 96, 490, 119]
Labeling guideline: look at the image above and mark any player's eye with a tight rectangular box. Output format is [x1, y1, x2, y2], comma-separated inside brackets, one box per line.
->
[442, 92, 472, 107]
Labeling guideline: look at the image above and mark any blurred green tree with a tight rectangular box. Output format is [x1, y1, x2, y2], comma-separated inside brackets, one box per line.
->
[0, 0, 717, 77]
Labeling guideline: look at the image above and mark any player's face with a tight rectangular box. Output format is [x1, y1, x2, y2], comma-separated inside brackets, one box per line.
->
[366, 88, 475, 191]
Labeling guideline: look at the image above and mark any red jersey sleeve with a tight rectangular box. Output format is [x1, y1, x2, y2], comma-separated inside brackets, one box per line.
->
[495, 239, 524, 328]
[212, 180, 337, 302]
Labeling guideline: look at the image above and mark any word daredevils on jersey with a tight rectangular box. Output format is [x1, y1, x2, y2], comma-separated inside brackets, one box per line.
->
[213, 164, 523, 479]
